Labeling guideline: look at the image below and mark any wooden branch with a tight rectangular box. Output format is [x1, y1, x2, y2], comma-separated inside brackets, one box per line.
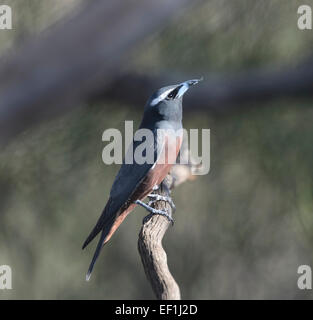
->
[96, 58, 313, 114]
[138, 177, 180, 300]
[138, 146, 198, 300]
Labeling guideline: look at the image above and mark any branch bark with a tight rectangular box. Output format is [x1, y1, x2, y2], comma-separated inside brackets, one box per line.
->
[138, 177, 180, 300]
[138, 145, 199, 300]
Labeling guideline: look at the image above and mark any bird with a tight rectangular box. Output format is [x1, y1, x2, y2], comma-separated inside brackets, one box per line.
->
[83, 78, 202, 280]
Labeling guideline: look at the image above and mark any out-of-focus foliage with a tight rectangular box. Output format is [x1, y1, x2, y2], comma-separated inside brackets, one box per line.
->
[0, 0, 313, 299]
[0, 0, 80, 54]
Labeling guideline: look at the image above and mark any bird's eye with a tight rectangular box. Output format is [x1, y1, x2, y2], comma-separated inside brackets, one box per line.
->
[167, 86, 181, 100]
[167, 91, 175, 99]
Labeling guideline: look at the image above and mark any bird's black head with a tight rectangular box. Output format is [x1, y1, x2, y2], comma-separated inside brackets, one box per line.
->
[141, 78, 202, 129]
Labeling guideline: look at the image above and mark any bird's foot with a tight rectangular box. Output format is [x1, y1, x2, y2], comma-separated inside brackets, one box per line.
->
[135, 199, 174, 225]
[147, 194, 176, 212]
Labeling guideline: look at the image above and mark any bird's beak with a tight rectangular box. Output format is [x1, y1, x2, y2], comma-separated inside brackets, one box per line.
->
[186, 77, 203, 86]
[176, 77, 203, 98]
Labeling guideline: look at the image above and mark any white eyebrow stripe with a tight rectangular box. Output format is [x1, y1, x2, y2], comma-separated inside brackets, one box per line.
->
[151, 88, 174, 106]
[176, 83, 189, 98]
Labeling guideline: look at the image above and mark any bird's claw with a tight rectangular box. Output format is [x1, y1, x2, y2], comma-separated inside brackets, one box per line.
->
[147, 194, 176, 212]
[135, 199, 174, 225]
[143, 210, 174, 225]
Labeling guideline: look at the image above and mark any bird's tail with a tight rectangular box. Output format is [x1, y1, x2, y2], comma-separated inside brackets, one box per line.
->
[86, 231, 108, 281]
[85, 212, 116, 281]
[84, 205, 133, 281]
[82, 198, 114, 250]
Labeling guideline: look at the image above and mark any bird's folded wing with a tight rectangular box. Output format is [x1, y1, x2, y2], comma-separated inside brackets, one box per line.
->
[82, 130, 163, 249]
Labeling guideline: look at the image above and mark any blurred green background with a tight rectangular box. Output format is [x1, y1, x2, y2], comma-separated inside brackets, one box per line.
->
[0, 0, 313, 299]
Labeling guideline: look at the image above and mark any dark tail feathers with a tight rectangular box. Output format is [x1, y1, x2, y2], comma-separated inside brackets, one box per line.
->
[84, 210, 116, 281]
[82, 198, 113, 250]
